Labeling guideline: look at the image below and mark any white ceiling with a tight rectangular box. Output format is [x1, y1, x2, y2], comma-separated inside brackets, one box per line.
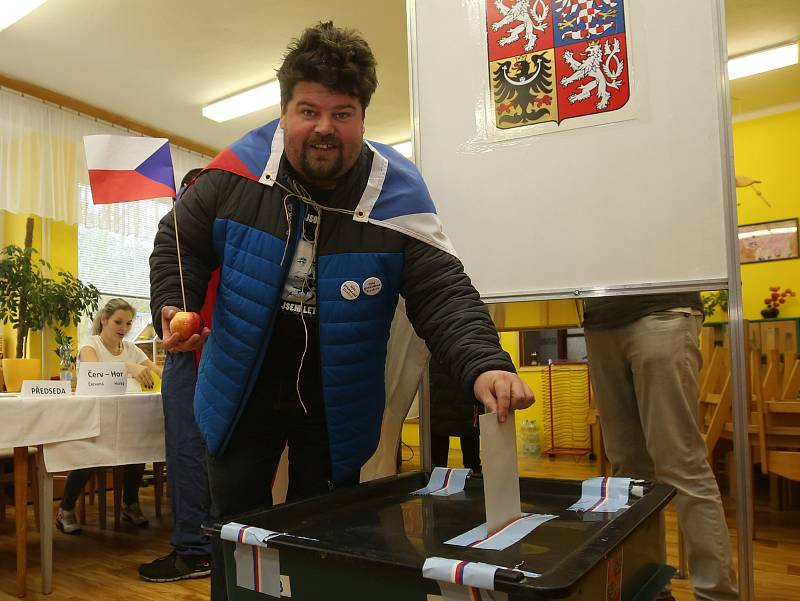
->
[0, 0, 798, 155]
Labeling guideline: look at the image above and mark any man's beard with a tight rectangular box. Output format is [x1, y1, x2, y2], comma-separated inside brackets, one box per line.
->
[299, 136, 343, 185]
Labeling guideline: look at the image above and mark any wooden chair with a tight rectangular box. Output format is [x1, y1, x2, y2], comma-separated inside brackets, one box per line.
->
[73, 461, 166, 529]
[758, 339, 800, 508]
[700, 320, 800, 514]
[698, 343, 732, 461]
[0, 447, 40, 526]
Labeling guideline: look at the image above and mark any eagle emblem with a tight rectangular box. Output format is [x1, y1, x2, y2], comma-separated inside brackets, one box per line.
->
[492, 53, 554, 127]
[486, 0, 630, 130]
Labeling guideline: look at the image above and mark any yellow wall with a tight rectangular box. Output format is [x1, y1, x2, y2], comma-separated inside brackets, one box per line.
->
[401, 331, 548, 453]
[48, 218, 80, 377]
[1, 210, 79, 376]
[2, 211, 42, 361]
[493, 299, 581, 330]
[732, 108, 800, 321]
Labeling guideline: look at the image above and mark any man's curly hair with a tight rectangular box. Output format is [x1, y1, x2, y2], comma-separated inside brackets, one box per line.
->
[277, 21, 378, 113]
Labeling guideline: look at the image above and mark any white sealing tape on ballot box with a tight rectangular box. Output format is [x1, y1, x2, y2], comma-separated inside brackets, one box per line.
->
[423, 557, 499, 593]
[423, 557, 541, 601]
[233, 543, 281, 597]
[222, 523, 284, 597]
[445, 513, 557, 550]
[221, 522, 316, 597]
[412, 467, 472, 496]
[221, 523, 285, 547]
[221, 522, 319, 547]
[567, 477, 632, 513]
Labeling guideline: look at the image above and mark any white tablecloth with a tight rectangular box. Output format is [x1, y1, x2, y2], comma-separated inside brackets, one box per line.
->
[0, 394, 100, 448]
[2, 391, 165, 595]
[43, 392, 165, 472]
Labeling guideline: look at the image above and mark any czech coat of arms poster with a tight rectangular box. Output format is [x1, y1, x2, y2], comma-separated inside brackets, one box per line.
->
[486, 0, 633, 134]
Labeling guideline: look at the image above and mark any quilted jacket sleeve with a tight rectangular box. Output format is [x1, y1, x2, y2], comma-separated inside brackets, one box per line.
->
[149, 170, 223, 337]
[401, 238, 515, 389]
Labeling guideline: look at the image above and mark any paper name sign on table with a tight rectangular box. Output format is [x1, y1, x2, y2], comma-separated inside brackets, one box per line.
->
[21, 380, 71, 397]
[75, 362, 127, 395]
[479, 411, 522, 533]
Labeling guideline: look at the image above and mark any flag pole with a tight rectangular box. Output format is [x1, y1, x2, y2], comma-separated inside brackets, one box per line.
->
[172, 197, 188, 311]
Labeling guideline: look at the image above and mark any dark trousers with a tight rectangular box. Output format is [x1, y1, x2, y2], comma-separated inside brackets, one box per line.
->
[207, 372, 356, 601]
[60, 463, 144, 510]
[431, 433, 481, 473]
[161, 352, 211, 557]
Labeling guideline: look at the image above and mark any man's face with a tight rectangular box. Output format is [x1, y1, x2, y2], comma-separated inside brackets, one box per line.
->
[280, 81, 365, 189]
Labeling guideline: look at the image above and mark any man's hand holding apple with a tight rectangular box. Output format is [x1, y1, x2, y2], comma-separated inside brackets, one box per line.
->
[161, 305, 210, 353]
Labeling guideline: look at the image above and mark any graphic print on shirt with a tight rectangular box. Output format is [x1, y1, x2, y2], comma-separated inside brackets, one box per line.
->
[281, 207, 319, 316]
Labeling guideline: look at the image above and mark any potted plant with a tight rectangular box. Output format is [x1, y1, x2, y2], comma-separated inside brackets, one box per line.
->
[0, 232, 99, 390]
[54, 329, 77, 383]
[761, 285, 796, 319]
[702, 290, 728, 319]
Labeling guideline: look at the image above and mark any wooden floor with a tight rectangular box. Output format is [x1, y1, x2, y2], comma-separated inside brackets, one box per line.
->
[1, 451, 799, 600]
[0, 480, 209, 601]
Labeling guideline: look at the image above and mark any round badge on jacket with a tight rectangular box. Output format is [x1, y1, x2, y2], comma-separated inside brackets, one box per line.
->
[341, 280, 361, 300]
[362, 277, 382, 296]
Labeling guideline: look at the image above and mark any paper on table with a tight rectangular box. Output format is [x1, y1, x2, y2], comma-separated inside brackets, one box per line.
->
[479, 411, 522, 533]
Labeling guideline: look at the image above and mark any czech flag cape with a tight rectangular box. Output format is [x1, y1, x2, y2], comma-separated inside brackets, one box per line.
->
[203, 119, 457, 256]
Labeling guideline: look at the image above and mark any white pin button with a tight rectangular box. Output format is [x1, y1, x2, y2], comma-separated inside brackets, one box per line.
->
[341, 280, 361, 300]
[363, 277, 383, 296]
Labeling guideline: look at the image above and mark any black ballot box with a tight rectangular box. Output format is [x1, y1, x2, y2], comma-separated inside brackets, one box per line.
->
[205, 471, 675, 601]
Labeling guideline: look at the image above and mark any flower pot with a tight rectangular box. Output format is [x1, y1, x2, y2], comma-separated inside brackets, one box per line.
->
[2, 358, 42, 392]
[761, 307, 780, 319]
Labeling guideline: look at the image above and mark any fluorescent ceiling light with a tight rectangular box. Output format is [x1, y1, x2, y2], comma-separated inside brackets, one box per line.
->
[728, 42, 798, 81]
[392, 141, 413, 158]
[202, 80, 281, 123]
[0, 0, 47, 32]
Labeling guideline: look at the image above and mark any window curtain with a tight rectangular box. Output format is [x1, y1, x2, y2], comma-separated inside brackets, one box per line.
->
[0, 87, 211, 225]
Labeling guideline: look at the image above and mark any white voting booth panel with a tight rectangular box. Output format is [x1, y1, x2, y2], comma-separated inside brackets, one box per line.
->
[409, 0, 730, 299]
[408, 1, 752, 599]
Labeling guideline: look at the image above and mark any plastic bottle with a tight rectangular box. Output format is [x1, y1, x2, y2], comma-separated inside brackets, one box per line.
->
[528, 420, 542, 458]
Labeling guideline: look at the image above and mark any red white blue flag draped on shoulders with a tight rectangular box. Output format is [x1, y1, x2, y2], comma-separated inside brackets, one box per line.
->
[203, 119, 457, 257]
[83, 135, 176, 204]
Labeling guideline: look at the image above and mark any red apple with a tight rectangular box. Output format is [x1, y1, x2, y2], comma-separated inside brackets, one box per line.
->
[170, 311, 203, 341]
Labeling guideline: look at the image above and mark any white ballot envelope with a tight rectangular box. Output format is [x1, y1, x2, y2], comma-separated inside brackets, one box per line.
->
[479, 411, 522, 533]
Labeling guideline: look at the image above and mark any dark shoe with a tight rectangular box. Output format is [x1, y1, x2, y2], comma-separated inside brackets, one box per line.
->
[121, 502, 149, 528]
[138, 550, 211, 582]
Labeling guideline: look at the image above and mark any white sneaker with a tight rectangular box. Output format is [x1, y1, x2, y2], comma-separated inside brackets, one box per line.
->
[56, 508, 81, 534]
[121, 502, 149, 527]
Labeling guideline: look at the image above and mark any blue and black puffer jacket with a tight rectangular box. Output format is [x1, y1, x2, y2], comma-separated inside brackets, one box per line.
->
[150, 122, 514, 483]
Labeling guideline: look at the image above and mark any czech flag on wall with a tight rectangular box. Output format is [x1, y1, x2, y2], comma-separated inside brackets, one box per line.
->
[83, 135, 176, 204]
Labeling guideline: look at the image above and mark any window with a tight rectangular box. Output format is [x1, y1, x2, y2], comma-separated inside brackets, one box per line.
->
[77, 184, 172, 343]
[77, 184, 171, 298]
[520, 328, 587, 366]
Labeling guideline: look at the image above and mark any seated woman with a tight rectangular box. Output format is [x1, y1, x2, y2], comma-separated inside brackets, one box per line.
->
[55, 298, 163, 534]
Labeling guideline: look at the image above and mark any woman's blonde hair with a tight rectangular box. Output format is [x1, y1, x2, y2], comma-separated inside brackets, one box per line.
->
[91, 298, 136, 335]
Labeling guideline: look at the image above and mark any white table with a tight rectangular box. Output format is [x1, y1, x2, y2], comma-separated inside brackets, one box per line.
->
[0, 392, 164, 596]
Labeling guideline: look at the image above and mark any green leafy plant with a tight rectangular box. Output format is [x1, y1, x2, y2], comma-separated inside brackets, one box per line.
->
[702, 290, 728, 318]
[53, 329, 77, 368]
[0, 244, 99, 359]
